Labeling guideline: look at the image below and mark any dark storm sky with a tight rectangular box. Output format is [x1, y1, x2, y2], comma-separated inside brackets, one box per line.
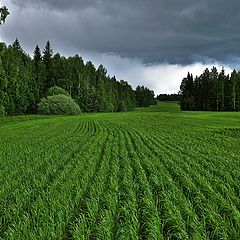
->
[0, 0, 238, 93]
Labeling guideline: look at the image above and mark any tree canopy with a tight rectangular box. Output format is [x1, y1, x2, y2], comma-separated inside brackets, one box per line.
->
[156, 94, 180, 102]
[0, 39, 155, 116]
[180, 67, 240, 111]
[135, 86, 156, 107]
[0, 6, 10, 25]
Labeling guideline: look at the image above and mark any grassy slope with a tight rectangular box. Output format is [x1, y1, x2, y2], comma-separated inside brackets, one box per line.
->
[0, 102, 240, 239]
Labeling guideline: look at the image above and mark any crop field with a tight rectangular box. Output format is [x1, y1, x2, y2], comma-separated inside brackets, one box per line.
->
[1, 102, 240, 239]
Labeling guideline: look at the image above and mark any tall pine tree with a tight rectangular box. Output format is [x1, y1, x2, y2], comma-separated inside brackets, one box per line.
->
[43, 41, 53, 93]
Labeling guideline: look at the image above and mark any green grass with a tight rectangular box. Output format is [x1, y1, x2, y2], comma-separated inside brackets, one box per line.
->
[1, 102, 240, 239]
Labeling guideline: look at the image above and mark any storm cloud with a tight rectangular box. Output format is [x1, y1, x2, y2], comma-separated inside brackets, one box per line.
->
[0, 0, 239, 93]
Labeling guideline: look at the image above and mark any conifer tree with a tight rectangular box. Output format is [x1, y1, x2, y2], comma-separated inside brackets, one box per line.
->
[218, 68, 226, 110]
[210, 67, 219, 110]
[230, 70, 238, 110]
[12, 38, 22, 51]
[43, 41, 53, 92]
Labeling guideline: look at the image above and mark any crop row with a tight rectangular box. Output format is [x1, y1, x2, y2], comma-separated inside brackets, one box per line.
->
[1, 112, 240, 239]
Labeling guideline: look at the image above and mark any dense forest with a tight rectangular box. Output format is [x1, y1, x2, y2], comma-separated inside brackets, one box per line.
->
[156, 94, 180, 102]
[180, 67, 240, 111]
[135, 86, 157, 107]
[0, 39, 155, 116]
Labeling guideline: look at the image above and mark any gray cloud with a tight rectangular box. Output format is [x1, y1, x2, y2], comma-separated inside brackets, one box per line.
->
[2, 0, 240, 65]
[81, 53, 233, 94]
[1, 0, 239, 94]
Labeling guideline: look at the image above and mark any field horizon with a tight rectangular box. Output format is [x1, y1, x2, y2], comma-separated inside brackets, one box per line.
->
[1, 102, 240, 239]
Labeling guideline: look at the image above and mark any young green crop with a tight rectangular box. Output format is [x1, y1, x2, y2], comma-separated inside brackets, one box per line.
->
[1, 102, 240, 239]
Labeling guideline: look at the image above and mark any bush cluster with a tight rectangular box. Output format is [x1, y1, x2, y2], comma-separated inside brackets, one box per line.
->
[38, 93, 81, 115]
[47, 86, 70, 97]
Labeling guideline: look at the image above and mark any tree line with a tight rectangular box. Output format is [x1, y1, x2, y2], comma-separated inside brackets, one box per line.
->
[135, 86, 156, 107]
[0, 39, 155, 116]
[179, 67, 240, 111]
[156, 94, 180, 102]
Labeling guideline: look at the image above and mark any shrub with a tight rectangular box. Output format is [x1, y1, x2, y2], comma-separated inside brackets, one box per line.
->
[38, 94, 81, 115]
[47, 86, 70, 97]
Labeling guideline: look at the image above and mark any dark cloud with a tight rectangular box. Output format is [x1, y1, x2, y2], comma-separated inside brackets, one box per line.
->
[2, 0, 240, 65]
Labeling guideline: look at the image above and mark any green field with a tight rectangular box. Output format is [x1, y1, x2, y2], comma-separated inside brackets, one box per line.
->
[1, 102, 240, 239]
